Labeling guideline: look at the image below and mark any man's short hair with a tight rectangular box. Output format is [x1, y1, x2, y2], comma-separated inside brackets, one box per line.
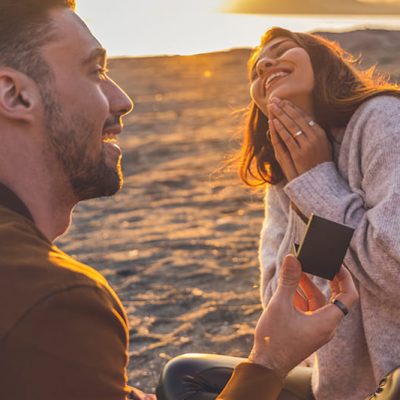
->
[0, 0, 76, 84]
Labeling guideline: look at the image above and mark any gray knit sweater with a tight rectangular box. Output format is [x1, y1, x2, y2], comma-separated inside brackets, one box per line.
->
[259, 95, 400, 400]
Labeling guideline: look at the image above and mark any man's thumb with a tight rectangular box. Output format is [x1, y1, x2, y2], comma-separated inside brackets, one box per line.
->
[277, 255, 302, 298]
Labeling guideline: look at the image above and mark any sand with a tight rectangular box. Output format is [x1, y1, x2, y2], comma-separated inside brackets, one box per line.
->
[56, 29, 400, 392]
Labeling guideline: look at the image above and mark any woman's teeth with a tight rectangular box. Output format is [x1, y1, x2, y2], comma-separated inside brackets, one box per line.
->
[265, 71, 289, 89]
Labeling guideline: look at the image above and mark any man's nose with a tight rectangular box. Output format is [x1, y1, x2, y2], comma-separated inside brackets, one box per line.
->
[256, 56, 276, 78]
[108, 79, 134, 117]
[116, 87, 134, 117]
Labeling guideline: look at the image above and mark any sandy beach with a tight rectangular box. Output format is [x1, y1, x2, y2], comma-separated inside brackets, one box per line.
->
[56, 29, 400, 392]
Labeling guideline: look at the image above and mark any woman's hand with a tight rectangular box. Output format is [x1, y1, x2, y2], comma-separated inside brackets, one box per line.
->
[267, 97, 332, 182]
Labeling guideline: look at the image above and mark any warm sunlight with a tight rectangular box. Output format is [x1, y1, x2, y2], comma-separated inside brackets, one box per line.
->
[130, 0, 228, 15]
[77, 0, 227, 19]
[77, 0, 400, 57]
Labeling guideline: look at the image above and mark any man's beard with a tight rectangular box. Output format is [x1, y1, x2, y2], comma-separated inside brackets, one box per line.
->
[42, 88, 123, 201]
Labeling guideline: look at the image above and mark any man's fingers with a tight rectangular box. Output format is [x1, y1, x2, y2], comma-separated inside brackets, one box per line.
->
[299, 273, 326, 310]
[335, 265, 357, 294]
[331, 266, 359, 310]
[294, 288, 309, 312]
[329, 278, 340, 299]
[277, 255, 302, 302]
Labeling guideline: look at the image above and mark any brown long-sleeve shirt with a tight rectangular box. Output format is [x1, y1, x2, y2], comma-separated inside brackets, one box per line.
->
[217, 362, 284, 400]
[0, 186, 132, 399]
[0, 184, 283, 400]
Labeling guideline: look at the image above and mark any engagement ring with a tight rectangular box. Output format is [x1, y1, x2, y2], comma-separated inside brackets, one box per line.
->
[294, 130, 303, 137]
[308, 120, 316, 127]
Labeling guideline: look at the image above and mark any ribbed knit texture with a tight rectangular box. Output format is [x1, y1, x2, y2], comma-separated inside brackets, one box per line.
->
[259, 95, 400, 400]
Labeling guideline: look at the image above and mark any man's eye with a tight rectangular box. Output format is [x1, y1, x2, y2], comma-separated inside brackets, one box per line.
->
[95, 65, 109, 79]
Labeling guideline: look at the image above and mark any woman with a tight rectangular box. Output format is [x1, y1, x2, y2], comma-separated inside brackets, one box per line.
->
[157, 28, 400, 399]
[239, 27, 400, 400]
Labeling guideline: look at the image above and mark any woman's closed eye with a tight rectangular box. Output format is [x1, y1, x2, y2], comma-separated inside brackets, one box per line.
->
[275, 44, 294, 58]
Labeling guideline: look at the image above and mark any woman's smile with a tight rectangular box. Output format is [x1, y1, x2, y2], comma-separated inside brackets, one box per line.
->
[264, 71, 291, 96]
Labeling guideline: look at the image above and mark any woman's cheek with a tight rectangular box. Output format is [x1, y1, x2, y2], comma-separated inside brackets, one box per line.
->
[249, 82, 257, 103]
[250, 82, 268, 116]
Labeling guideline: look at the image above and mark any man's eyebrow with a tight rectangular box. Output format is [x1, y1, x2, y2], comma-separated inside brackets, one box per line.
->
[82, 48, 107, 66]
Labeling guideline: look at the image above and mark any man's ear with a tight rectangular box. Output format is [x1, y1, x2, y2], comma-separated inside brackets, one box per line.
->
[0, 69, 41, 123]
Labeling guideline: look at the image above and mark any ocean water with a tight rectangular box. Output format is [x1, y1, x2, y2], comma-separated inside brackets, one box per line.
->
[77, 6, 400, 57]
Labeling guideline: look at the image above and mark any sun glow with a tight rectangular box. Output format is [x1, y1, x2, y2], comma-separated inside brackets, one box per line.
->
[76, 0, 400, 57]
[76, 0, 230, 56]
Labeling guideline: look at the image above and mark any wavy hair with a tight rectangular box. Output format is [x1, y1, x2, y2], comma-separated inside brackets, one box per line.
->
[238, 27, 400, 186]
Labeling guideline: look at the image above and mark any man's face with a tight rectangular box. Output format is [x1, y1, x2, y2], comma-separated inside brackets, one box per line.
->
[38, 8, 133, 201]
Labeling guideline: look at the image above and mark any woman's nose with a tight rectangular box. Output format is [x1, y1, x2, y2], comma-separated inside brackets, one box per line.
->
[256, 56, 276, 77]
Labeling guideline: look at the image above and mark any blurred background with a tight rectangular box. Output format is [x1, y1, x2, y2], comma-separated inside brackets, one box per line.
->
[76, 0, 400, 56]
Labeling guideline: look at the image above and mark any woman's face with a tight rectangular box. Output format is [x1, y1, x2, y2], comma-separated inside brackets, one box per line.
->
[250, 36, 315, 116]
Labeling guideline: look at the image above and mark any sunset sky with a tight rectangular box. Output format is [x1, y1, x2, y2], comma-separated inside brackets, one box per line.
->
[224, 0, 400, 14]
[76, 0, 400, 57]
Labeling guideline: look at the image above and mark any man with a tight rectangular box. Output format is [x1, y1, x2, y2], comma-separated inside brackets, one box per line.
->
[0, 2, 395, 400]
[0, 1, 137, 398]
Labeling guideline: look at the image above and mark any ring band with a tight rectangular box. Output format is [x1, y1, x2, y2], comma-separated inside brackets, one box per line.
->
[308, 120, 316, 127]
[294, 130, 303, 137]
[331, 298, 349, 316]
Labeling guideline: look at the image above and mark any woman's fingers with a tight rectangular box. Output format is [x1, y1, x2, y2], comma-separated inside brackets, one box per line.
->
[269, 115, 298, 180]
[272, 118, 300, 152]
[280, 100, 324, 136]
[267, 97, 333, 178]
[269, 102, 306, 145]
[269, 98, 325, 143]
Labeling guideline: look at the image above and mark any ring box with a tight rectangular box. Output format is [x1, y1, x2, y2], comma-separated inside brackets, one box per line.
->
[293, 214, 354, 280]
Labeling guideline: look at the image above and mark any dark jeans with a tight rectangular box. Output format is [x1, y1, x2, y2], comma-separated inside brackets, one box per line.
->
[156, 353, 314, 400]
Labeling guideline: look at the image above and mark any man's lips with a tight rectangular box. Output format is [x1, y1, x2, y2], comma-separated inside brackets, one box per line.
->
[103, 126, 122, 136]
[102, 125, 123, 142]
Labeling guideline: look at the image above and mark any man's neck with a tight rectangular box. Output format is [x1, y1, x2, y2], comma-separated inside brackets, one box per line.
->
[0, 177, 75, 242]
[0, 128, 78, 241]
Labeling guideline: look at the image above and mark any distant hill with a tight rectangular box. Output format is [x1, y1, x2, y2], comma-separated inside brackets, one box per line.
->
[314, 29, 400, 80]
[224, 0, 400, 15]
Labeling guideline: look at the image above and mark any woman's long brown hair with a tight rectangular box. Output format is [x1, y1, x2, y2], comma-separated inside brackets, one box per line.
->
[238, 27, 400, 187]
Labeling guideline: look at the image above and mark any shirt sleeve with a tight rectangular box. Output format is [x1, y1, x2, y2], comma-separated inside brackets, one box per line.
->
[0, 285, 131, 400]
[283, 97, 400, 303]
[259, 184, 289, 306]
[216, 362, 284, 400]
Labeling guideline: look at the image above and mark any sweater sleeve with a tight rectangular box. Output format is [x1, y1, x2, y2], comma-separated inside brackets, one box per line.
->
[260, 184, 288, 306]
[217, 362, 284, 400]
[0, 285, 132, 400]
[283, 97, 400, 302]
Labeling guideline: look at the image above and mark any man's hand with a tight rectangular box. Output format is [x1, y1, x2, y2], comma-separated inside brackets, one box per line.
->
[267, 98, 332, 182]
[248, 255, 358, 377]
[129, 387, 156, 400]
